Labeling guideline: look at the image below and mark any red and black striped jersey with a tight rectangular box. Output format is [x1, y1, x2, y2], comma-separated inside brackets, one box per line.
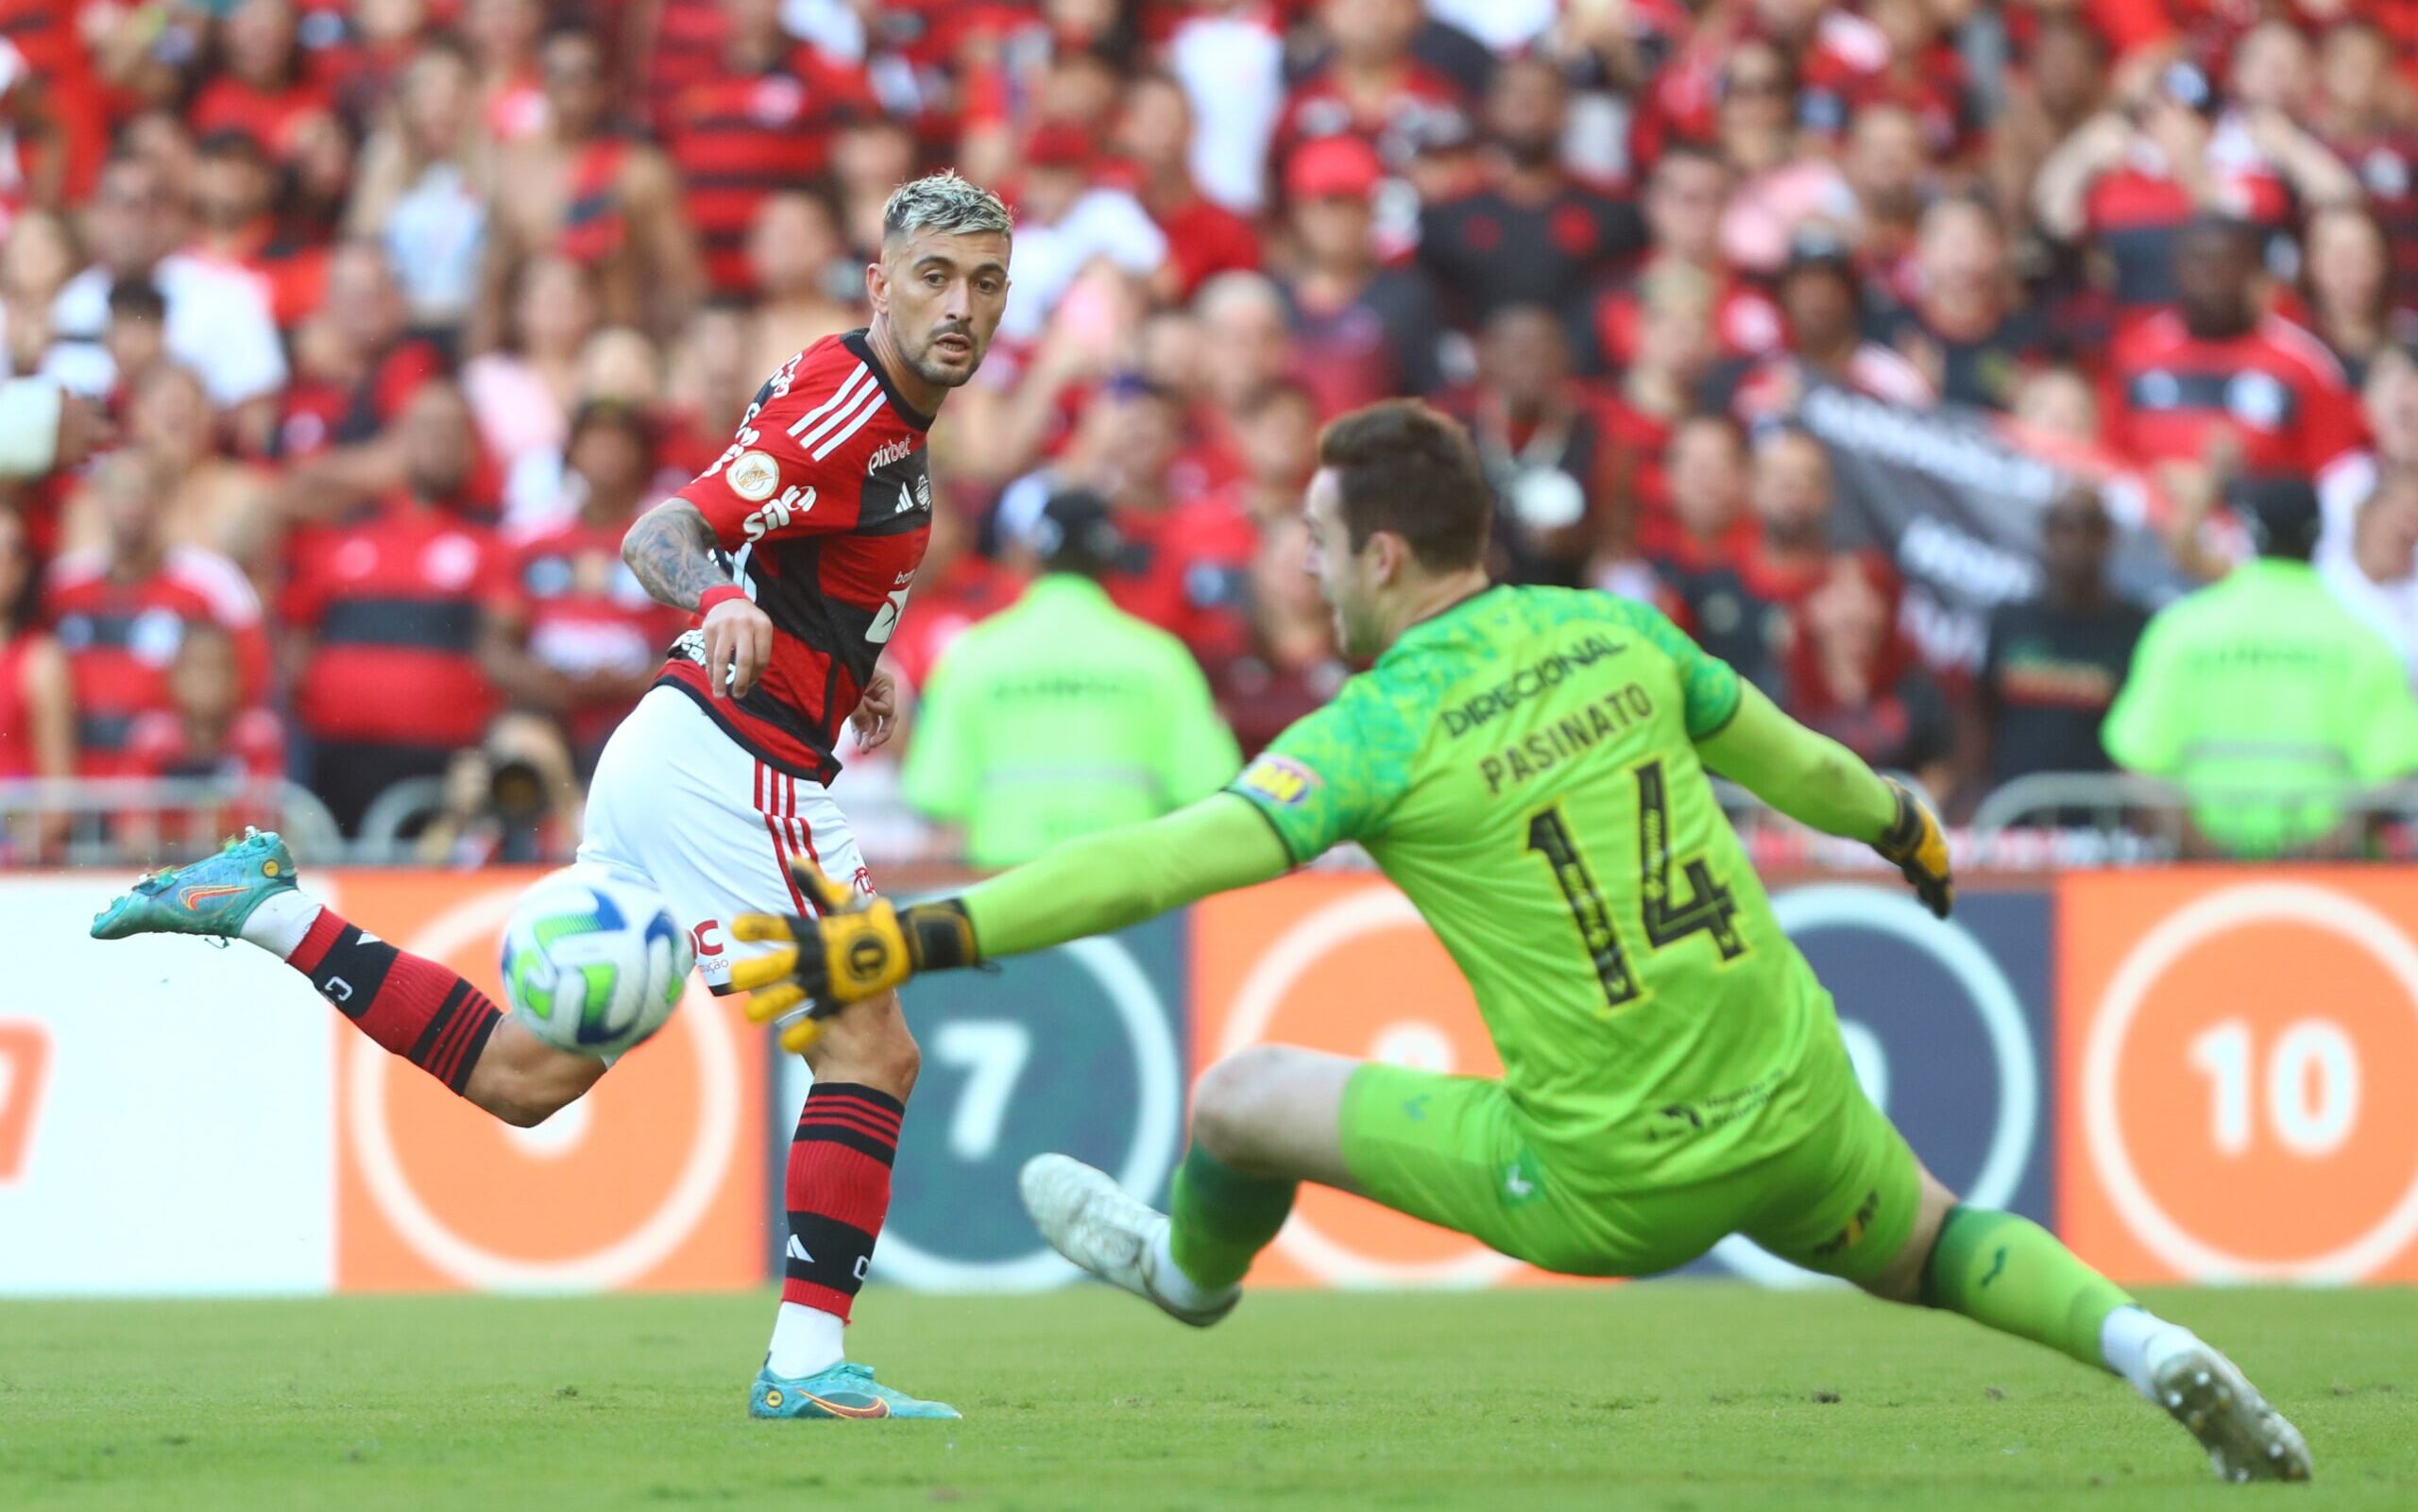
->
[42, 547, 272, 773]
[2103, 311, 2368, 482]
[656, 329, 935, 783]
[666, 47, 875, 293]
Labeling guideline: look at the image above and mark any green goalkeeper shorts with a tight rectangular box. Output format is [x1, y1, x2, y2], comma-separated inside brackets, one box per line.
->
[1336, 1028, 1923, 1285]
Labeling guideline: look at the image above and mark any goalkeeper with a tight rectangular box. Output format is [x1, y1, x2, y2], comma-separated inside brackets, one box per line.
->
[732, 400, 2308, 1484]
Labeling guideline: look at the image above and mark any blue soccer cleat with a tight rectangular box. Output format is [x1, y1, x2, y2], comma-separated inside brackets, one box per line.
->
[90, 827, 300, 943]
[748, 1362, 961, 1421]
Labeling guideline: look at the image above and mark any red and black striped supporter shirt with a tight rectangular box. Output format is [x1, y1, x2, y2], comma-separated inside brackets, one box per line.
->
[42, 548, 271, 773]
[658, 329, 935, 784]
[281, 500, 502, 749]
[2103, 311, 2368, 482]
[668, 48, 874, 293]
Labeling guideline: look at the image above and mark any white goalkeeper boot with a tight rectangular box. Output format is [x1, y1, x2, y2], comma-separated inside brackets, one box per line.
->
[2147, 1334, 2312, 1483]
[1019, 1153, 1239, 1328]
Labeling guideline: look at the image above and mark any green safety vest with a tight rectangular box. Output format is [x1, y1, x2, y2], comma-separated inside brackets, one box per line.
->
[903, 574, 1244, 869]
[2102, 560, 2418, 855]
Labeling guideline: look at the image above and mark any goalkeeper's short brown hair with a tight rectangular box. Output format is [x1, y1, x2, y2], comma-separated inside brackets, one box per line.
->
[1317, 399, 1492, 573]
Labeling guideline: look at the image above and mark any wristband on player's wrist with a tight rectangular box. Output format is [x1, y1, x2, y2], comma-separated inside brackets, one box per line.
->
[899, 900, 979, 972]
[698, 585, 749, 616]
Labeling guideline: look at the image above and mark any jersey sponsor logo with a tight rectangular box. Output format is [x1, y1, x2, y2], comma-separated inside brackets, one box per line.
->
[1238, 754, 1320, 807]
[727, 450, 784, 502]
[867, 435, 913, 473]
[1439, 635, 1628, 739]
[1478, 683, 1656, 795]
[743, 484, 814, 541]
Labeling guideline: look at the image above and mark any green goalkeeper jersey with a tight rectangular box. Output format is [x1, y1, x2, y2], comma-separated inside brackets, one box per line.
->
[1227, 585, 1837, 1191]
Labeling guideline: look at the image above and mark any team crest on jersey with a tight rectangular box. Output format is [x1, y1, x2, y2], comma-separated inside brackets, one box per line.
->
[727, 450, 784, 501]
[1238, 754, 1320, 807]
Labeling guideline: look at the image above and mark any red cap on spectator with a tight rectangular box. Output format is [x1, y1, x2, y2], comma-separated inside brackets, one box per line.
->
[1285, 136, 1383, 202]
[1026, 123, 1098, 173]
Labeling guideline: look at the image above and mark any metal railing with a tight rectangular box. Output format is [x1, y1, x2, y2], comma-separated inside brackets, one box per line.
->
[8, 770, 2418, 871]
[0, 777, 344, 868]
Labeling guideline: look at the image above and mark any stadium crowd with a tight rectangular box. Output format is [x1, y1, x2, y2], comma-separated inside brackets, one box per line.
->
[1, 0, 2416, 864]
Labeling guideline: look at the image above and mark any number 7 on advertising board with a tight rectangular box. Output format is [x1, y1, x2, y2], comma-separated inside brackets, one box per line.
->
[0, 1022, 49, 1182]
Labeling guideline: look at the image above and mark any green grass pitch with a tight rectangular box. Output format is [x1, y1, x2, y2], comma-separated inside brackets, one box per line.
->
[3, 1283, 2409, 1511]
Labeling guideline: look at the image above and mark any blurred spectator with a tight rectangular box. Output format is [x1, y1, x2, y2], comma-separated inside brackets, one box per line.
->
[191, 129, 328, 335]
[1652, 416, 1771, 676]
[1719, 224, 1934, 424]
[1986, 17, 2108, 234]
[464, 0, 547, 144]
[2319, 467, 2418, 685]
[1842, 102, 1933, 290]
[1881, 196, 2050, 412]
[48, 155, 288, 439]
[347, 37, 491, 341]
[1163, 0, 1286, 216]
[2032, 48, 2355, 322]
[2311, 20, 2418, 320]
[1218, 377, 1320, 524]
[1780, 552, 1952, 799]
[1602, 266, 1719, 557]
[744, 191, 861, 378]
[479, 401, 687, 770]
[667, 0, 874, 296]
[0, 503, 72, 787]
[416, 710, 582, 865]
[1593, 144, 1777, 372]
[2103, 217, 2365, 507]
[1416, 56, 1642, 339]
[43, 450, 270, 774]
[2104, 478, 2418, 858]
[2299, 204, 2408, 389]
[189, 0, 334, 166]
[997, 123, 1166, 347]
[462, 253, 596, 473]
[1975, 489, 2149, 794]
[1714, 40, 1857, 276]
[1273, 0, 1475, 176]
[118, 620, 289, 860]
[1190, 270, 1298, 474]
[1216, 506, 1348, 756]
[1276, 135, 1445, 415]
[273, 242, 446, 465]
[99, 280, 166, 419]
[1118, 72, 1263, 306]
[1662, 423, 1834, 694]
[3, 209, 78, 381]
[485, 25, 701, 344]
[1457, 304, 1617, 588]
[281, 380, 502, 832]
[904, 488, 1239, 869]
[73, 366, 275, 586]
[122, 620, 283, 788]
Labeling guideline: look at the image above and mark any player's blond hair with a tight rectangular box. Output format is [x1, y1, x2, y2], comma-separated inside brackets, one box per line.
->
[882, 172, 1013, 245]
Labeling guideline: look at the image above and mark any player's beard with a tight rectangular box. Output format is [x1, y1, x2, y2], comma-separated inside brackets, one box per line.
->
[909, 323, 983, 389]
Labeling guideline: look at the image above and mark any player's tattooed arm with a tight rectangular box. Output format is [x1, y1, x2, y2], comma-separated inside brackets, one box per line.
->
[622, 498, 775, 699]
[621, 499, 728, 612]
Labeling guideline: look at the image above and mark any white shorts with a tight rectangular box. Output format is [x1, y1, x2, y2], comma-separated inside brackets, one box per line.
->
[579, 687, 872, 991]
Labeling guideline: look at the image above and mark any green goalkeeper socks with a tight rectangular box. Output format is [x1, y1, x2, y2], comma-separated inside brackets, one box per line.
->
[1166, 1144, 1296, 1292]
[1920, 1206, 2137, 1371]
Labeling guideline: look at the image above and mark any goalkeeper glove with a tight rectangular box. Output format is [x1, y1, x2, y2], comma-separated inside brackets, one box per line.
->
[729, 859, 979, 1052]
[1872, 779, 1954, 920]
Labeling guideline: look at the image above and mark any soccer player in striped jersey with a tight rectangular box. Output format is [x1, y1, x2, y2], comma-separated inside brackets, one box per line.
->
[93, 173, 1013, 1422]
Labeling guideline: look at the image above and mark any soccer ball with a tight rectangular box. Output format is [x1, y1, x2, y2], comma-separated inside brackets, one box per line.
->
[500, 867, 693, 1058]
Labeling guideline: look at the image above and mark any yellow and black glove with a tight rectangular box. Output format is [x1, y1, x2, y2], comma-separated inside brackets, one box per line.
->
[1872, 779, 1953, 920]
[729, 859, 979, 1053]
